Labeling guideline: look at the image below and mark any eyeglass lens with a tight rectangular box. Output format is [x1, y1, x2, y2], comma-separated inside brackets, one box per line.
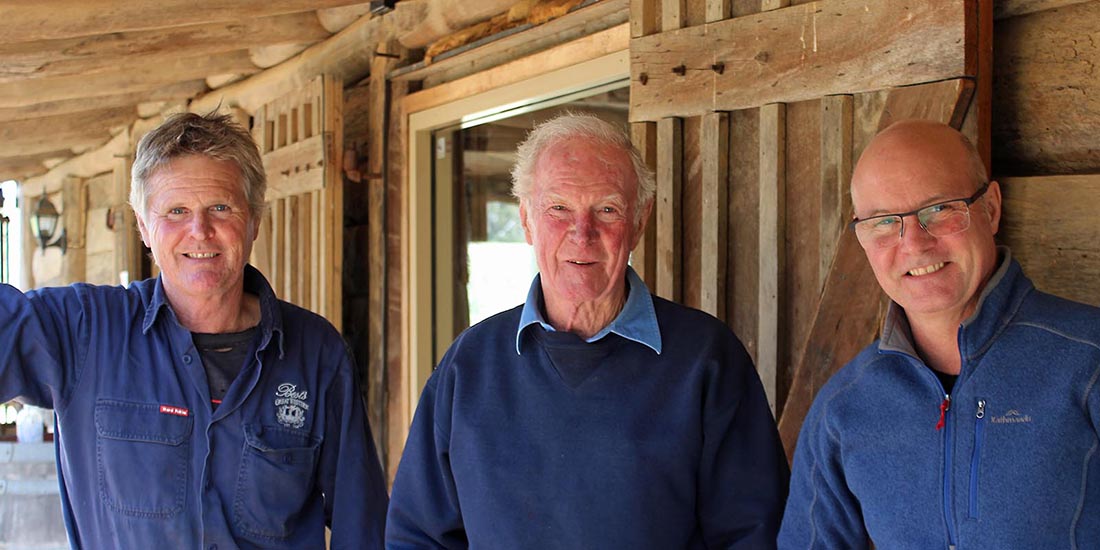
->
[855, 200, 972, 248]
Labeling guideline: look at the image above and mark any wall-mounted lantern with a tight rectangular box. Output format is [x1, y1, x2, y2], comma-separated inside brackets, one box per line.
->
[30, 194, 66, 255]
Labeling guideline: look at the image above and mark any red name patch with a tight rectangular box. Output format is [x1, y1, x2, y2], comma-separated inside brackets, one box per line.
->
[159, 405, 190, 417]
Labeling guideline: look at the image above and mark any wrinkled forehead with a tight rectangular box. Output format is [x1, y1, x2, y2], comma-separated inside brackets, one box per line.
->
[851, 131, 977, 212]
[533, 139, 636, 190]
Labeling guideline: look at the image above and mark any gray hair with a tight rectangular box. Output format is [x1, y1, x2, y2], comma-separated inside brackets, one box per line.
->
[510, 113, 655, 224]
[130, 111, 266, 219]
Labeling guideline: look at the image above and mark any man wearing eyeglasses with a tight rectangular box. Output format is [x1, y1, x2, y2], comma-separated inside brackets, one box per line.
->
[779, 119, 1100, 549]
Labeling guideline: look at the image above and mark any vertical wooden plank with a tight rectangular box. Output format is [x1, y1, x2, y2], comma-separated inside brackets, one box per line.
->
[61, 177, 86, 285]
[386, 78, 410, 484]
[685, 0, 708, 27]
[310, 189, 322, 314]
[700, 112, 728, 318]
[757, 102, 786, 416]
[324, 74, 345, 331]
[631, 121, 658, 290]
[760, 0, 789, 11]
[662, 0, 686, 31]
[819, 95, 853, 288]
[113, 154, 141, 284]
[656, 117, 682, 302]
[682, 116, 702, 309]
[728, 108, 760, 361]
[253, 202, 272, 278]
[285, 195, 299, 304]
[298, 193, 312, 310]
[270, 198, 284, 297]
[631, 0, 661, 38]
[706, 0, 730, 22]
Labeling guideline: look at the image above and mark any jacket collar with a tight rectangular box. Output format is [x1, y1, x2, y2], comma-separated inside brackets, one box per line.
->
[880, 247, 1033, 364]
[142, 265, 285, 358]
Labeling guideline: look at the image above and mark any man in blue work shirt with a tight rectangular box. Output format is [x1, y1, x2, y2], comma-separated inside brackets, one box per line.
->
[0, 112, 387, 549]
[779, 120, 1100, 548]
[386, 114, 788, 549]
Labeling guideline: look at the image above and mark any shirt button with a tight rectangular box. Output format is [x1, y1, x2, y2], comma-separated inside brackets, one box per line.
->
[182, 354, 193, 364]
[283, 454, 292, 465]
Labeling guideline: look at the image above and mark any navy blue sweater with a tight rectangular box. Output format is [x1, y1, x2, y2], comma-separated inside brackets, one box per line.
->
[387, 296, 788, 549]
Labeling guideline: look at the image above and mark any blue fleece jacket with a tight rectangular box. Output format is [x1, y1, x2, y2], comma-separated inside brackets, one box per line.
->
[387, 286, 788, 549]
[779, 250, 1100, 549]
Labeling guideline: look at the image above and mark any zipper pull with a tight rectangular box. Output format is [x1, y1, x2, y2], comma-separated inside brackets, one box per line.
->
[936, 395, 951, 431]
[976, 399, 985, 419]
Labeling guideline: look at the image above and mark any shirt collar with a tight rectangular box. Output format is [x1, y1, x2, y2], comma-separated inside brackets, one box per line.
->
[142, 265, 285, 358]
[515, 266, 662, 355]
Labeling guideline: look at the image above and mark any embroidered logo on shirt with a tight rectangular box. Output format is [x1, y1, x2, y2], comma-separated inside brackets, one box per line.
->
[159, 405, 190, 417]
[990, 408, 1033, 425]
[275, 383, 310, 429]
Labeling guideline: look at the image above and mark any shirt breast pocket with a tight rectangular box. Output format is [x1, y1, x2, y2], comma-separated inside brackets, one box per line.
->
[233, 424, 320, 542]
[94, 400, 192, 518]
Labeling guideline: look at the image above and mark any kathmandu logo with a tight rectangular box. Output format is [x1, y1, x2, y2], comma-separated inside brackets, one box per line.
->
[990, 409, 1033, 425]
[275, 383, 310, 429]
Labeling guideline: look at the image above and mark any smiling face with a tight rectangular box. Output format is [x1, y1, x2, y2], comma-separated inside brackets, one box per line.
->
[520, 138, 650, 320]
[136, 154, 257, 309]
[851, 120, 1001, 327]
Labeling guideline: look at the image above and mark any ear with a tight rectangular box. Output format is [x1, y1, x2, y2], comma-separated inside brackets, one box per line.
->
[519, 200, 533, 245]
[630, 199, 654, 250]
[983, 180, 1002, 236]
[134, 209, 151, 248]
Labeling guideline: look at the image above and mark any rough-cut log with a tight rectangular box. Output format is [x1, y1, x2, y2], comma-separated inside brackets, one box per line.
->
[20, 129, 131, 197]
[1000, 175, 1100, 307]
[0, 107, 133, 158]
[396, 0, 519, 48]
[0, 13, 329, 84]
[250, 43, 315, 68]
[317, 4, 373, 33]
[777, 78, 976, 460]
[995, 0, 1094, 18]
[0, 151, 73, 181]
[0, 51, 258, 108]
[0, 80, 206, 123]
[0, 1, 365, 44]
[630, 0, 974, 121]
[993, 1, 1100, 175]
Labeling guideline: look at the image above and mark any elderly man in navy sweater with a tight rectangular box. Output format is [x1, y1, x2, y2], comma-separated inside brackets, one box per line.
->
[387, 114, 789, 549]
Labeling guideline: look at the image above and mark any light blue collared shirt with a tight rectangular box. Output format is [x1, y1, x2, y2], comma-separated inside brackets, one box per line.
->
[515, 266, 662, 355]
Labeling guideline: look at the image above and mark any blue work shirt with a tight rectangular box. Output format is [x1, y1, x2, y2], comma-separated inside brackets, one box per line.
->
[0, 266, 387, 549]
[515, 266, 663, 354]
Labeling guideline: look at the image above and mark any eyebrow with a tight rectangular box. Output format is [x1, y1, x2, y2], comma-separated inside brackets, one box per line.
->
[863, 193, 955, 217]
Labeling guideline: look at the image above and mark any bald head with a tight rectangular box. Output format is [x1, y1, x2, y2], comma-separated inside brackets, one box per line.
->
[852, 120, 986, 208]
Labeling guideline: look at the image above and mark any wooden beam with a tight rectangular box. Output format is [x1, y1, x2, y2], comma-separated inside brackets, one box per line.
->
[0, 107, 133, 158]
[0, 13, 328, 84]
[631, 0, 662, 38]
[0, 81, 206, 123]
[0, 1, 364, 44]
[60, 177, 87, 284]
[777, 78, 976, 459]
[0, 50, 259, 109]
[389, 0, 628, 87]
[757, 103, 786, 416]
[699, 111, 728, 317]
[662, 0, 686, 31]
[818, 95, 853, 289]
[1000, 175, 1100, 307]
[656, 117, 682, 302]
[0, 151, 72, 182]
[995, 0, 1094, 19]
[631, 121, 658, 290]
[630, 0, 973, 121]
[20, 129, 132, 198]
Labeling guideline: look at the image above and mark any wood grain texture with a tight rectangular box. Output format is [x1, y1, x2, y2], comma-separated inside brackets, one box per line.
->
[656, 117, 683, 301]
[630, 0, 972, 121]
[757, 102, 785, 416]
[682, 115, 703, 309]
[819, 95, 853, 289]
[700, 112, 729, 318]
[777, 79, 976, 458]
[727, 108, 760, 362]
[993, 1, 1100, 175]
[995, 0, 1094, 19]
[999, 175, 1100, 307]
[631, 121, 659, 290]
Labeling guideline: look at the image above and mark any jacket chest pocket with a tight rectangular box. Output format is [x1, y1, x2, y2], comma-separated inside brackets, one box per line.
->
[94, 400, 192, 518]
[233, 424, 320, 542]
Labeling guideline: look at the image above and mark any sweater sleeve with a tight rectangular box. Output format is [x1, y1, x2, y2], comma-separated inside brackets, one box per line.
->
[698, 339, 790, 549]
[0, 283, 87, 408]
[778, 392, 869, 549]
[386, 362, 468, 549]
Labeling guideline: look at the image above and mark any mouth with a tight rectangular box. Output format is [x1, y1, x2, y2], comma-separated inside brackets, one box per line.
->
[907, 262, 945, 277]
[184, 252, 219, 259]
[567, 260, 596, 266]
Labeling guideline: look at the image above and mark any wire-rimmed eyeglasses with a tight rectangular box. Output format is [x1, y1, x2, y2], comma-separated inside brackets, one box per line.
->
[849, 183, 990, 249]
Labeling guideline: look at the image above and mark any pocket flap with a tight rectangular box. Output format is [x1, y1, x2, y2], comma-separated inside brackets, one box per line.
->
[242, 424, 318, 452]
[95, 400, 192, 445]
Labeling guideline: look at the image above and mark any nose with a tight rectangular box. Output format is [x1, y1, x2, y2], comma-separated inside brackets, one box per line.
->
[189, 211, 213, 240]
[898, 213, 934, 250]
[569, 211, 597, 244]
